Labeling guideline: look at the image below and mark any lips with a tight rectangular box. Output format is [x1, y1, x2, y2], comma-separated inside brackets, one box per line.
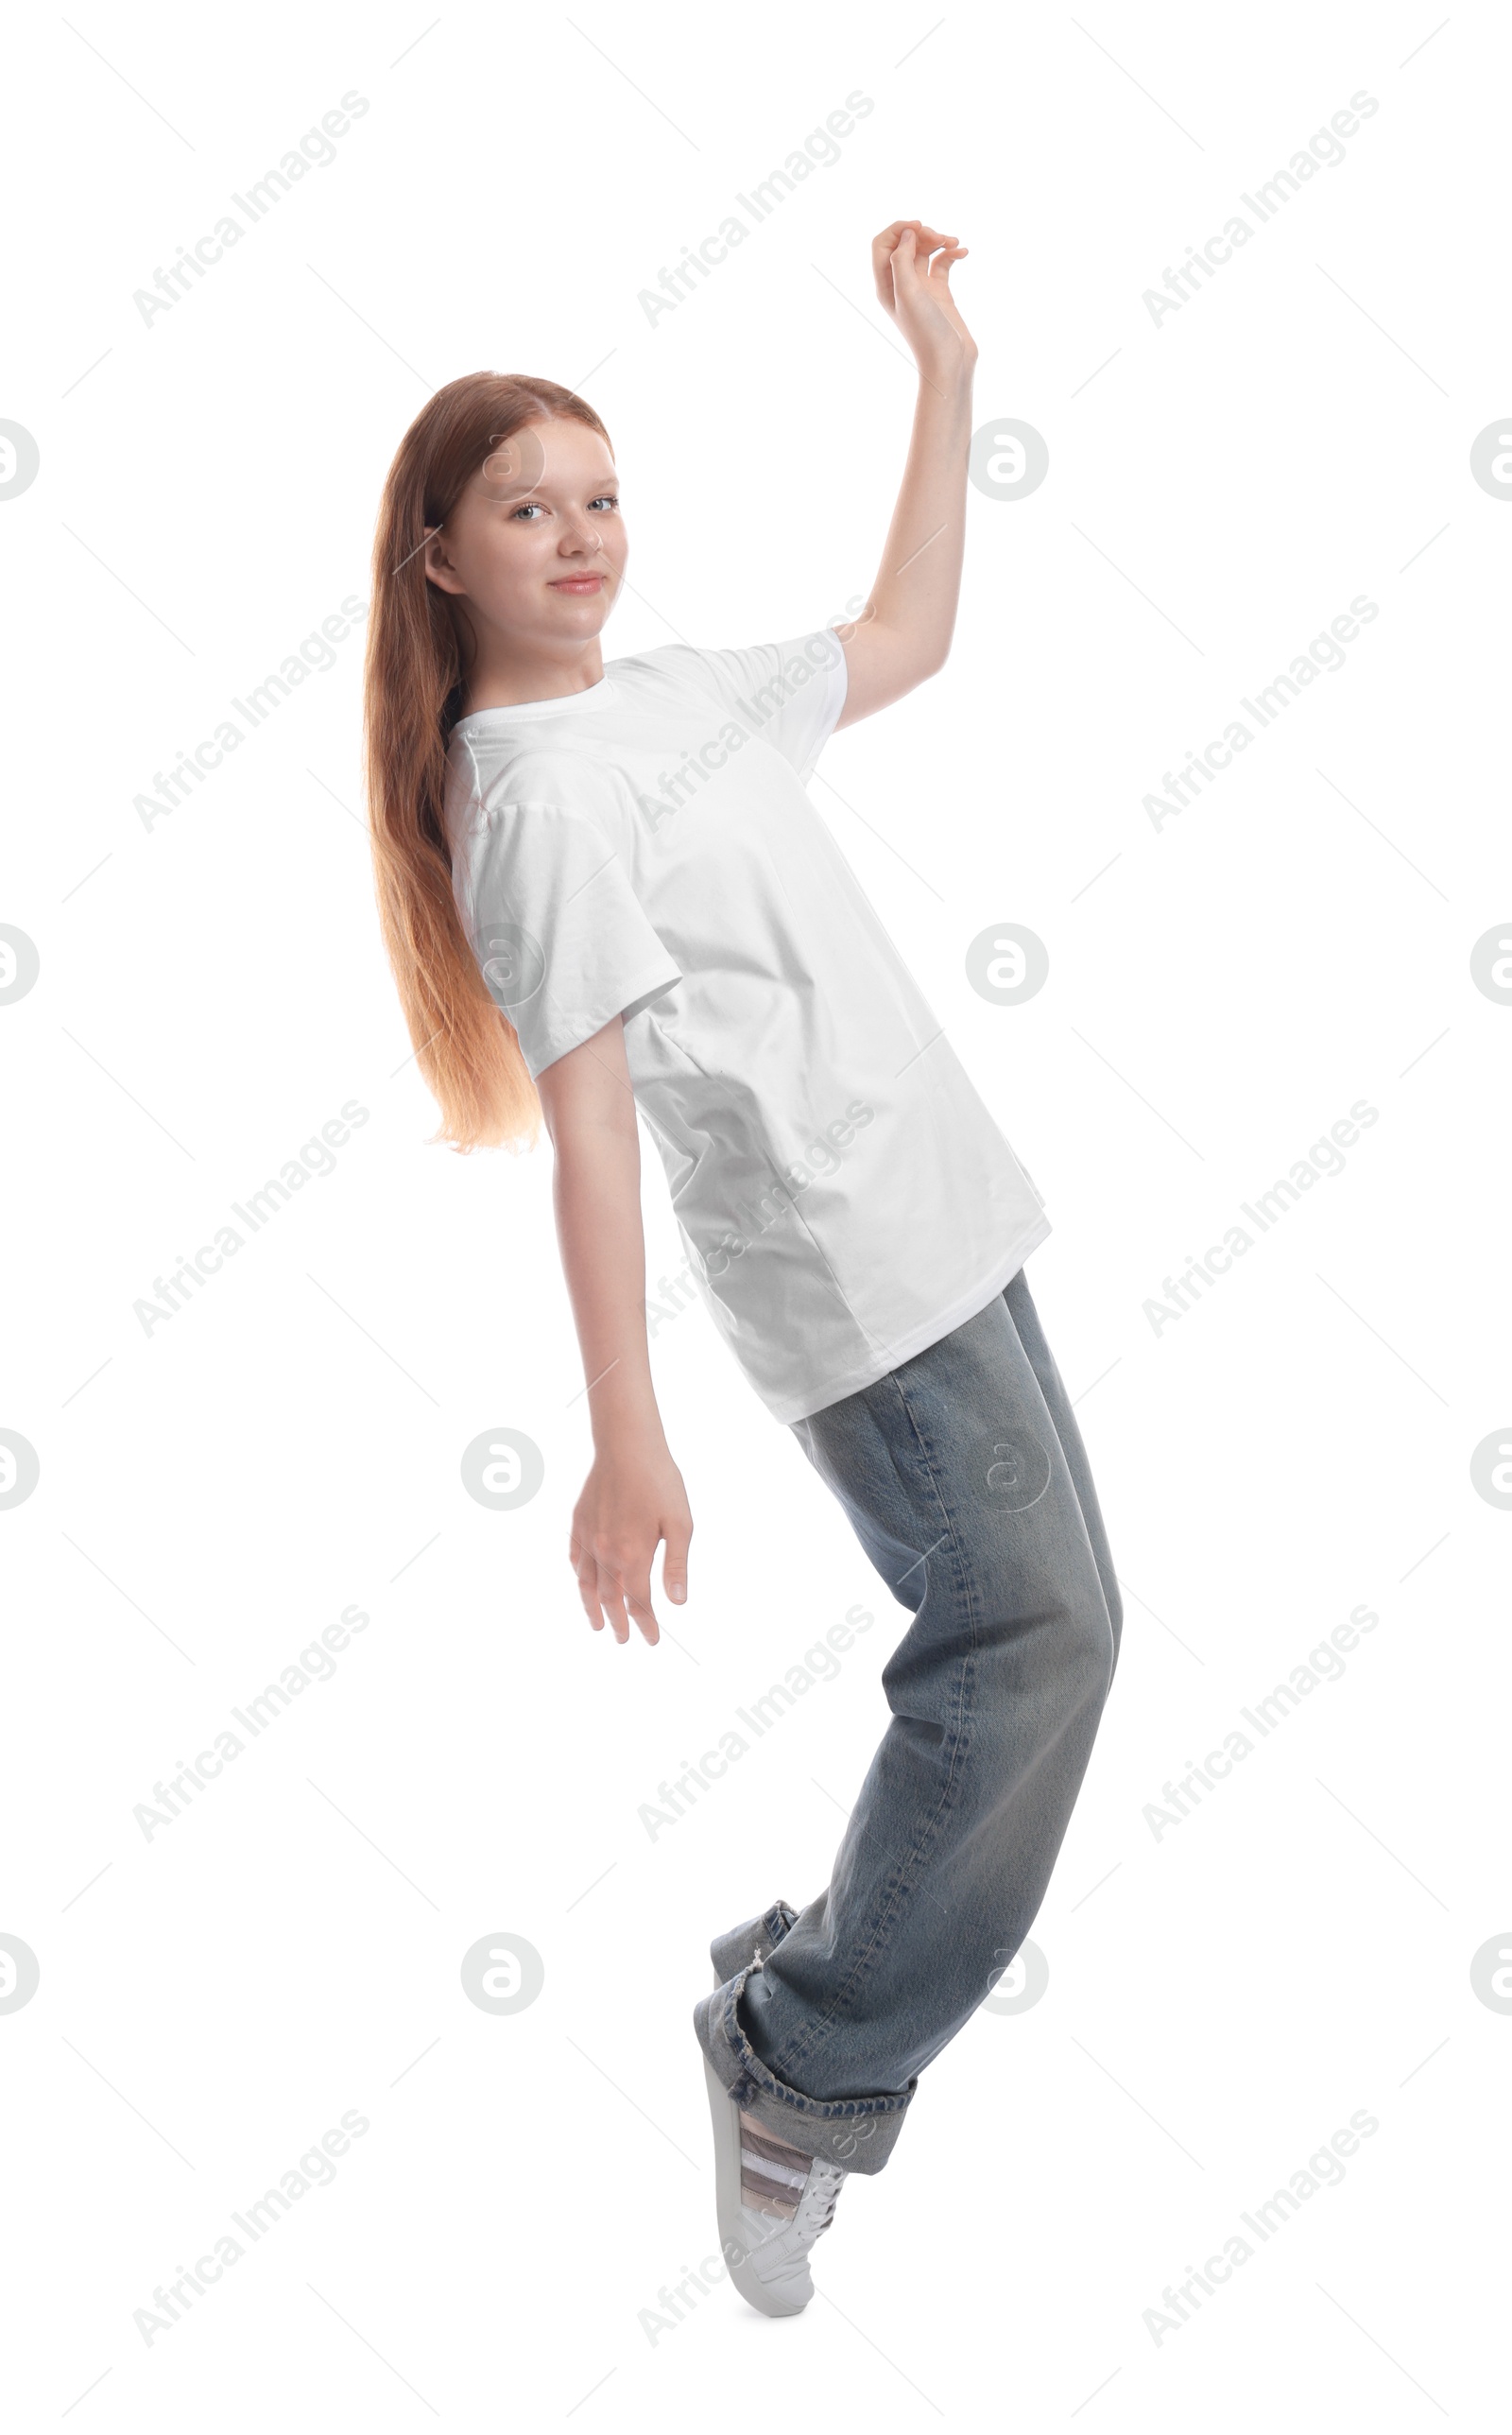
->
[549, 575, 605, 593]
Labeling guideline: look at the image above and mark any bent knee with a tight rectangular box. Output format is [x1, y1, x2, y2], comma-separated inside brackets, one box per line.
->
[975, 1573, 1116, 1696]
[1067, 1584, 1117, 1696]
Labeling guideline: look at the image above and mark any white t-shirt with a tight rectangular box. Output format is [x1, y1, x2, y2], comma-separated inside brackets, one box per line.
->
[444, 630, 1050, 1425]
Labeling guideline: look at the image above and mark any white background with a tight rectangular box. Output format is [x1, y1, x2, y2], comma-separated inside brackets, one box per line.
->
[3, 1, 1507, 2426]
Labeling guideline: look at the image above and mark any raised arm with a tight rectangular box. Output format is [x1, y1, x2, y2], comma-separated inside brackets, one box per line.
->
[834, 219, 980, 730]
[535, 1016, 692, 1646]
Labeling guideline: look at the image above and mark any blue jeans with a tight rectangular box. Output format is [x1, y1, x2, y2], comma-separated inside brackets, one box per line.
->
[693, 1268, 1122, 2174]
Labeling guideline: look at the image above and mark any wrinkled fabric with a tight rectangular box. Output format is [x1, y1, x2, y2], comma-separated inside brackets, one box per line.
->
[695, 1269, 1122, 2172]
[445, 632, 1048, 1423]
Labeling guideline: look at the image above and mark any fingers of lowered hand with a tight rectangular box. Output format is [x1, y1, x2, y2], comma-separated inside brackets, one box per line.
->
[662, 1511, 693, 1606]
[569, 1503, 673, 1648]
[569, 1529, 605, 1632]
[593, 1556, 634, 1646]
[623, 1568, 661, 1648]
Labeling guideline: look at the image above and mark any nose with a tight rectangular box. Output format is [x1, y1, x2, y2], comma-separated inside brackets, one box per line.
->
[558, 510, 603, 558]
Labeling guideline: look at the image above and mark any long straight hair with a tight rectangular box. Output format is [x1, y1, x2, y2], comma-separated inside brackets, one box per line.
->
[363, 372, 613, 1151]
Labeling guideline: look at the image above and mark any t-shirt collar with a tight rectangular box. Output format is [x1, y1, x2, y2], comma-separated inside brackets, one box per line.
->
[452, 675, 619, 734]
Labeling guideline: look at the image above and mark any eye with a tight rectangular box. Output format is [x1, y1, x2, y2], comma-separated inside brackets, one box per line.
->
[510, 501, 545, 521]
[589, 492, 619, 511]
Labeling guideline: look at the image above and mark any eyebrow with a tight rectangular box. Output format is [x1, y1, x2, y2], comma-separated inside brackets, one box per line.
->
[507, 474, 620, 495]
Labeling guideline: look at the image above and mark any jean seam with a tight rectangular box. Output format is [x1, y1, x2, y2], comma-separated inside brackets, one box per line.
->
[768, 1361, 981, 2084]
[1004, 1275, 1121, 1694]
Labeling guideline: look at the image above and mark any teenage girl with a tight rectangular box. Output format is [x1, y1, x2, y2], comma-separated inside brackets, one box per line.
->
[363, 220, 1122, 2319]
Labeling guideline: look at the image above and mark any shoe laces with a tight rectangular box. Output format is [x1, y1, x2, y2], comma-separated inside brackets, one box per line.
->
[797, 2161, 847, 2240]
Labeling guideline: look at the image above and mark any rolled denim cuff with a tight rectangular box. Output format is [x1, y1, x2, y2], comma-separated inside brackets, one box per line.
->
[694, 1960, 915, 2178]
[709, 1900, 800, 1987]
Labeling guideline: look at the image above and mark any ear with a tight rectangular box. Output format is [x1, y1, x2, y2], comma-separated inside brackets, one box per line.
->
[422, 526, 467, 596]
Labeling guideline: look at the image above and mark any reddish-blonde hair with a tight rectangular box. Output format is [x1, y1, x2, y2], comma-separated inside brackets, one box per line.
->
[363, 371, 613, 1151]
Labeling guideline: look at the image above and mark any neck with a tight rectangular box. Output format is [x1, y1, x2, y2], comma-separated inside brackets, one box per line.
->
[461, 638, 606, 715]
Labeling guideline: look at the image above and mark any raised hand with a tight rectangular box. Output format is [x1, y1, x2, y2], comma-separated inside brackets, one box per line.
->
[870, 220, 979, 384]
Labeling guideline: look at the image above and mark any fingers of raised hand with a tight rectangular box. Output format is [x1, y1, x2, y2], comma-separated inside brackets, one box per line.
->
[872, 218, 957, 250]
[927, 242, 970, 282]
[873, 222, 965, 310]
[872, 220, 919, 306]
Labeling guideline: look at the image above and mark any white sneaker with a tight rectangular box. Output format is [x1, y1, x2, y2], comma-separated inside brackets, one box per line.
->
[702, 2050, 849, 2317]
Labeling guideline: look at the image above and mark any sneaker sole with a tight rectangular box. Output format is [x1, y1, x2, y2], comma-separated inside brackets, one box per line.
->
[702, 2052, 809, 2318]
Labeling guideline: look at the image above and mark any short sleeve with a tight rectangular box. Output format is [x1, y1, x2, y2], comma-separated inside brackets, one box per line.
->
[467, 794, 682, 1079]
[661, 630, 850, 786]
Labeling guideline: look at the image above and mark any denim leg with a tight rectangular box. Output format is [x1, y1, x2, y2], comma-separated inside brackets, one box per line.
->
[1002, 1266, 1124, 1684]
[695, 1269, 1120, 2173]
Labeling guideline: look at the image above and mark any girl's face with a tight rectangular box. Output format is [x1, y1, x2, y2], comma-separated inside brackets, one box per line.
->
[422, 417, 626, 650]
